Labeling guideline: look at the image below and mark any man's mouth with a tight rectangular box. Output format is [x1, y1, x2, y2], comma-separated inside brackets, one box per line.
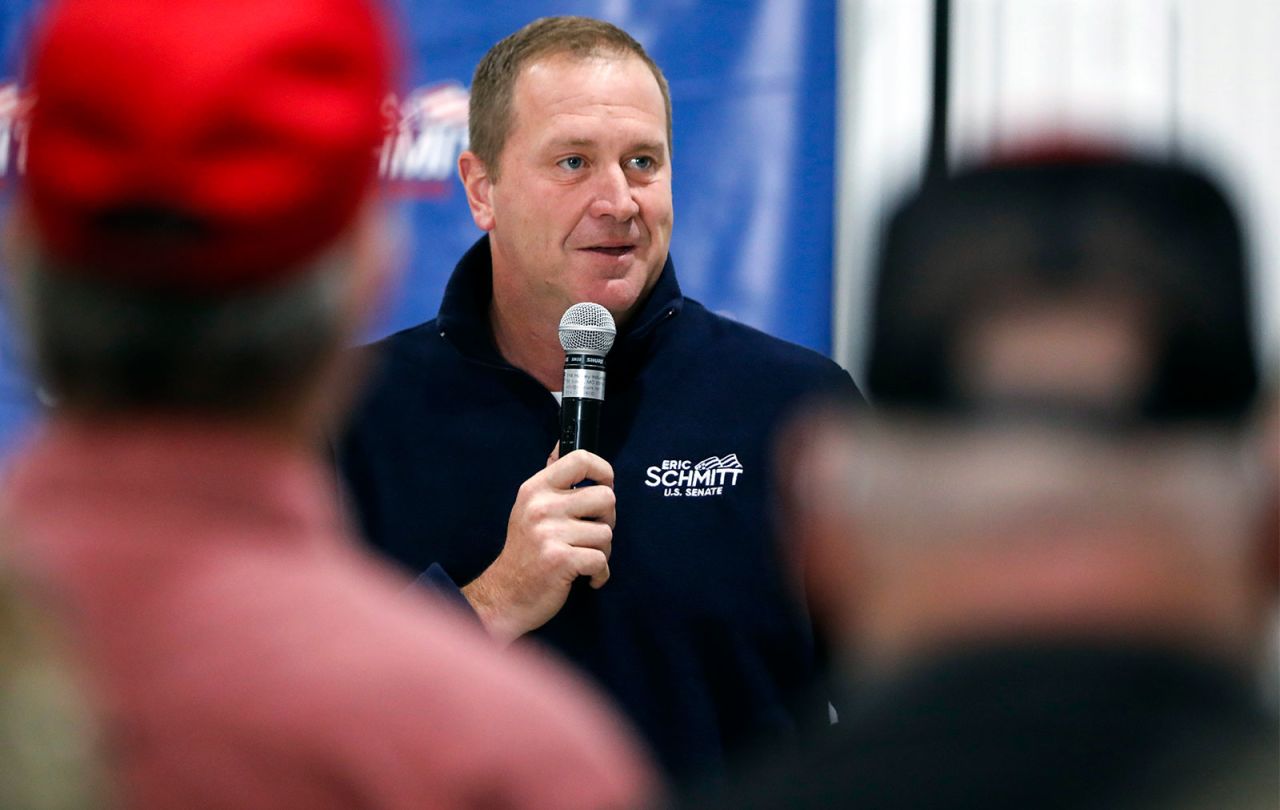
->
[583, 245, 635, 257]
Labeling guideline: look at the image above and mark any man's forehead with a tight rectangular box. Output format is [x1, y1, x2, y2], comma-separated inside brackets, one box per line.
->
[518, 49, 650, 85]
[490, 50, 672, 175]
[511, 52, 666, 125]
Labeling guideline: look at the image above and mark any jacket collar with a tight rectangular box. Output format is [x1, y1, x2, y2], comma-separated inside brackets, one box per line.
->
[435, 237, 505, 366]
[436, 236, 684, 368]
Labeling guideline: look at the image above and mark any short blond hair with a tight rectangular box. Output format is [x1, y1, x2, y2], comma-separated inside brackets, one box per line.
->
[468, 16, 672, 179]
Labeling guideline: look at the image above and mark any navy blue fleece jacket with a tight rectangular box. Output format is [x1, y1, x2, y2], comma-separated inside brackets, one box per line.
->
[337, 237, 859, 780]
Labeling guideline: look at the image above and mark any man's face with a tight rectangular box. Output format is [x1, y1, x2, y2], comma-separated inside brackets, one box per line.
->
[473, 53, 673, 326]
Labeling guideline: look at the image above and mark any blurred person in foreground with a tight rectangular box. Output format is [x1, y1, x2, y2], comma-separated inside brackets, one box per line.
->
[337, 15, 859, 782]
[685, 154, 1279, 809]
[0, 551, 105, 809]
[0, 0, 654, 807]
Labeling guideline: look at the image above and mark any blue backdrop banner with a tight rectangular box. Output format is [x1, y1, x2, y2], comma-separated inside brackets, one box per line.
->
[0, 0, 837, 460]
[0, 0, 40, 464]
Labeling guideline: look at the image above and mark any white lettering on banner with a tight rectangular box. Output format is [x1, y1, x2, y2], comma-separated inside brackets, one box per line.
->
[0, 78, 466, 189]
[379, 82, 470, 191]
[644, 454, 743, 497]
[0, 82, 30, 181]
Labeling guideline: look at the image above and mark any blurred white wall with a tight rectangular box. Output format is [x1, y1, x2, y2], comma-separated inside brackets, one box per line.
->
[837, 0, 1280, 379]
[834, 0, 931, 381]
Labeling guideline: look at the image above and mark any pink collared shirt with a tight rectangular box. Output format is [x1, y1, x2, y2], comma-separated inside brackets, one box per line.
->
[2, 418, 654, 810]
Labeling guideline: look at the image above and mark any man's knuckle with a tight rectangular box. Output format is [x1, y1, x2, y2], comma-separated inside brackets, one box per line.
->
[532, 523, 558, 545]
[526, 497, 555, 522]
[542, 542, 569, 565]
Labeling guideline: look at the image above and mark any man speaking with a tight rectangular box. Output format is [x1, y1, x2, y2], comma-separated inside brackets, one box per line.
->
[338, 16, 859, 781]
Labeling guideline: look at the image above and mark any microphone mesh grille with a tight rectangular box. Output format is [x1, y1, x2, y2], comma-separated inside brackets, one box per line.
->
[559, 303, 617, 355]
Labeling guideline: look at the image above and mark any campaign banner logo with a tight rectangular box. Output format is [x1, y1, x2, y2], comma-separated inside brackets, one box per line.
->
[379, 82, 469, 198]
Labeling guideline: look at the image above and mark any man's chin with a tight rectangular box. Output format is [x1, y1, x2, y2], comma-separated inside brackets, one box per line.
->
[572, 278, 648, 324]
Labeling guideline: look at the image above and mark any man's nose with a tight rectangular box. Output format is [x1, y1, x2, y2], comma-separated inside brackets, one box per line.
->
[587, 164, 640, 220]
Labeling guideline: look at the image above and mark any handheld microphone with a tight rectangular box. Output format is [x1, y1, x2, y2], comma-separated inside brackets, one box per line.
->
[558, 303, 617, 457]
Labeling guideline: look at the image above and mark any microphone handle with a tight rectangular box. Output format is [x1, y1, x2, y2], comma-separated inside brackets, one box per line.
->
[559, 396, 602, 457]
[559, 353, 606, 457]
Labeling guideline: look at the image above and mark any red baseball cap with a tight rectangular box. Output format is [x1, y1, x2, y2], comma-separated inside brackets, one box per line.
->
[21, 0, 396, 293]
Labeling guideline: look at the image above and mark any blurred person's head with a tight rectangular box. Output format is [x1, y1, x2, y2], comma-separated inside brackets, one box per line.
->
[867, 154, 1257, 425]
[4, 0, 398, 436]
[458, 16, 674, 329]
[800, 154, 1275, 677]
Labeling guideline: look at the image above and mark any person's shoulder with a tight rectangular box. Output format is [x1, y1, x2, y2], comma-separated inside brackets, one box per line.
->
[343, 318, 452, 422]
[360, 317, 448, 371]
[681, 300, 844, 372]
[676, 300, 859, 398]
[193, 555, 656, 808]
[322, 571, 658, 807]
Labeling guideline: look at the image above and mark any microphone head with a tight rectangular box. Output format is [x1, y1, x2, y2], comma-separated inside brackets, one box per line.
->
[559, 303, 617, 356]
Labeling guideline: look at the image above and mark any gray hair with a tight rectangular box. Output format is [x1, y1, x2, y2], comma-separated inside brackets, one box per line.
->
[11, 245, 351, 417]
[816, 416, 1266, 561]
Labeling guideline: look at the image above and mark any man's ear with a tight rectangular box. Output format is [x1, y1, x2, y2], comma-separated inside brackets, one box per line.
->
[458, 151, 495, 232]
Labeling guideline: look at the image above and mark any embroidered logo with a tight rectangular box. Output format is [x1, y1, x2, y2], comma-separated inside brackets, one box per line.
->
[644, 454, 743, 497]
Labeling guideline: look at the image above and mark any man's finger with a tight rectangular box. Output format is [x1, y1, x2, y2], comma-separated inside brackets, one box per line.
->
[568, 547, 610, 589]
[588, 563, 610, 589]
[564, 521, 613, 553]
[543, 449, 614, 490]
[565, 484, 616, 524]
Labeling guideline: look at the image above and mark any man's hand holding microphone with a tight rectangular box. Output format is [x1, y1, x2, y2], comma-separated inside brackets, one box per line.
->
[462, 304, 617, 645]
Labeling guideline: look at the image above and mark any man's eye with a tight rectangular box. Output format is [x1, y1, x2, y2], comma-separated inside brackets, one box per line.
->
[628, 156, 655, 171]
[557, 156, 585, 170]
